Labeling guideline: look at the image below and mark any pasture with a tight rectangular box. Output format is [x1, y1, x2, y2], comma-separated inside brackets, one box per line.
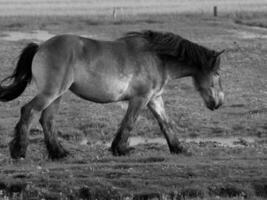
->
[0, 1, 266, 199]
[0, 0, 267, 16]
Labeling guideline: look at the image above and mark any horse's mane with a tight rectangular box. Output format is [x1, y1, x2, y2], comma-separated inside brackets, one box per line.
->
[122, 30, 217, 70]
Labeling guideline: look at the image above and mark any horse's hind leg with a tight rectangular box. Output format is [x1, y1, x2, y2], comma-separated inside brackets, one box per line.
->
[39, 97, 68, 159]
[148, 95, 186, 154]
[9, 94, 56, 159]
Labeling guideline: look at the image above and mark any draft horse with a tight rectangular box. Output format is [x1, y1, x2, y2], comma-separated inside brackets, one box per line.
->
[0, 30, 224, 159]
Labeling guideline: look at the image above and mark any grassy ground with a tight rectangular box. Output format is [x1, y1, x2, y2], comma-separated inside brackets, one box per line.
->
[234, 12, 267, 28]
[0, 12, 266, 199]
[0, 0, 267, 16]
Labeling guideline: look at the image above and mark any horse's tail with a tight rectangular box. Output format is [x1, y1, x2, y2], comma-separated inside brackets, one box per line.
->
[0, 43, 39, 102]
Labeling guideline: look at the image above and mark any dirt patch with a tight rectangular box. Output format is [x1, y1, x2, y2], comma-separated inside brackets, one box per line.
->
[0, 30, 108, 42]
[96, 136, 257, 148]
[0, 30, 55, 42]
[228, 29, 267, 39]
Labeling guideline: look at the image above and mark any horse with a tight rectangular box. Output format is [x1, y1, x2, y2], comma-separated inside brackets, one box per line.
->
[0, 30, 224, 160]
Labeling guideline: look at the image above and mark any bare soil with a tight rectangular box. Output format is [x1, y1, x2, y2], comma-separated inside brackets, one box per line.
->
[0, 13, 266, 199]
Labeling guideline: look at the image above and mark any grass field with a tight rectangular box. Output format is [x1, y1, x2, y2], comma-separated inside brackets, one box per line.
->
[0, 0, 267, 16]
[0, 2, 266, 200]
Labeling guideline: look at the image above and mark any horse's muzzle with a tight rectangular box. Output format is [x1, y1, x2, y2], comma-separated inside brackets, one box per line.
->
[207, 91, 224, 111]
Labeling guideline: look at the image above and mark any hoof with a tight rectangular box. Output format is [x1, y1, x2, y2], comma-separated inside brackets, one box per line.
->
[9, 139, 27, 159]
[111, 145, 134, 156]
[47, 143, 69, 160]
[169, 143, 191, 155]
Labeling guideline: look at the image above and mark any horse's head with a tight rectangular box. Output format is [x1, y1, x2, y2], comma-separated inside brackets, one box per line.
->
[193, 50, 225, 111]
[127, 30, 225, 111]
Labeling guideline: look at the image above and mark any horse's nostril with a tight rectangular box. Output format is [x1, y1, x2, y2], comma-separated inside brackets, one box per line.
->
[206, 101, 216, 111]
[210, 100, 216, 108]
[207, 105, 215, 111]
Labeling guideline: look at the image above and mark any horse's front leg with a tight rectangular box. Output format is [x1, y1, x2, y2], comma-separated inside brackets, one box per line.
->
[111, 97, 148, 156]
[148, 95, 186, 154]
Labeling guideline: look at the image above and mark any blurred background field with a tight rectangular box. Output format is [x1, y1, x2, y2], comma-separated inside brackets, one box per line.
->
[0, 0, 267, 16]
[0, 1, 266, 199]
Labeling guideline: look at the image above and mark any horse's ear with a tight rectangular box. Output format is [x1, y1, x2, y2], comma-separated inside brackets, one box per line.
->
[215, 49, 225, 57]
[209, 50, 225, 71]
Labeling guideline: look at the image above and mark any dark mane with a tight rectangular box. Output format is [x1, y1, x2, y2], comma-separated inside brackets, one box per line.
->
[122, 30, 217, 70]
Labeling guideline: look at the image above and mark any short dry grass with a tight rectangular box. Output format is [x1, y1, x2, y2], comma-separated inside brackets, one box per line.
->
[0, 11, 266, 200]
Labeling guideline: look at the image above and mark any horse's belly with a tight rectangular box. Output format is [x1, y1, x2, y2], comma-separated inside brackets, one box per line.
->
[70, 75, 131, 103]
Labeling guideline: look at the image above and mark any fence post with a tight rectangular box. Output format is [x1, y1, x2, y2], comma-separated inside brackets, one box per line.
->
[113, 7, 117, 20]
[213, 6, 218, 17]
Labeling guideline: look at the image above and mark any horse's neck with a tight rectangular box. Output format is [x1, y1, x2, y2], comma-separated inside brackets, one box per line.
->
[164, 59, 195, 80]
